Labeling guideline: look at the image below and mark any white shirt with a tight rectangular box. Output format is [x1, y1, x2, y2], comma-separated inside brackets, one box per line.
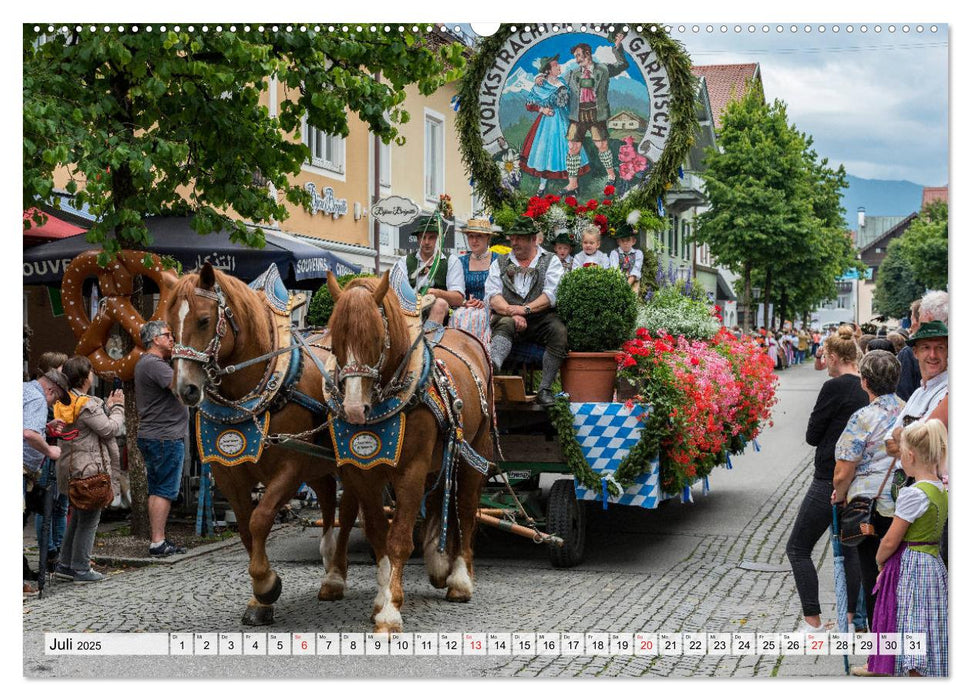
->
[886, 370, 948, 441]
[894, 480, 945, 522]
[608, 248, 644, 279]
[484, 248, 563, 310]
[392, 252, 464, 295]
[572, 250, 612, 269]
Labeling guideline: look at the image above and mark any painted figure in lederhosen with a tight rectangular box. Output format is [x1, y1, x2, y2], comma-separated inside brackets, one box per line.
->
[563, 33, 628, 195]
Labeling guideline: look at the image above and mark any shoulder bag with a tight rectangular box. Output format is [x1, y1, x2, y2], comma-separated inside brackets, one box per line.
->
[840, 458, 897, 547]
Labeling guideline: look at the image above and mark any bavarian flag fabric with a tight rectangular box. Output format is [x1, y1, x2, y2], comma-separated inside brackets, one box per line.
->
[569, 401, 662, 509]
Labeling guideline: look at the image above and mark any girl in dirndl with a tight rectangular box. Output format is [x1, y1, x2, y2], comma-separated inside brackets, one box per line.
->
[865, 418, 948, 676]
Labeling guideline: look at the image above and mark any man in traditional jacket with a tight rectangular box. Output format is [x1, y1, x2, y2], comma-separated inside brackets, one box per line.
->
[562, 33, 628, 194]
[484, 216, 567, 407]
[391, 217, 464, 327]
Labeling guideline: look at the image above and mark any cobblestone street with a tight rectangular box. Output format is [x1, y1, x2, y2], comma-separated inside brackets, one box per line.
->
[23, 363, 865, 678]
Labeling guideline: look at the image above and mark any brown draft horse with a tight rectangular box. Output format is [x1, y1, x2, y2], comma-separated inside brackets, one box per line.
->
[167, 264, 356, 625]
[326, 270, 493, 633]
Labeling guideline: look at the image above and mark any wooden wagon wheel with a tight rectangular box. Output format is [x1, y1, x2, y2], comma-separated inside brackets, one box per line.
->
[61, 250, 179, 380]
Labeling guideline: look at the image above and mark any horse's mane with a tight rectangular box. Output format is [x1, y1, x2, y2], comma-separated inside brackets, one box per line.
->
[170, 268, 270, 348]
[329, 276, 409, 379]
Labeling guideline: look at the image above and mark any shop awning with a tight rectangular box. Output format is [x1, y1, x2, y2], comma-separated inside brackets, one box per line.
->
[23, 208, 88, 247]
[22, 216, 360, 286]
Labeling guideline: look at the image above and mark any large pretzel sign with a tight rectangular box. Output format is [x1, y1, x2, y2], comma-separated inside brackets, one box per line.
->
[62, 250, 179, 380]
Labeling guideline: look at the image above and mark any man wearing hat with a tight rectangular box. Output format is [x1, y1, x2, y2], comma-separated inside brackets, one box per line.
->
[483, 215, 567, 407]
[392, 215, 464, 327]
[23, 368, 70, 592]
[607, 210, 645, 293]
[885, 320, 948, 458]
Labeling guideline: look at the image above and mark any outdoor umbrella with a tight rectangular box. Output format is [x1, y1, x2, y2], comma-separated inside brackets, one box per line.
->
[23, 216, 360, 286]
[831, 505, 850, 675]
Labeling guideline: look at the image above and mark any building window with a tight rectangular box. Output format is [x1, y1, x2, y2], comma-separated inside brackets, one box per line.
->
[378, 137, 392, 189]
[304, 121, 345, 176]
[682, 220, 691, 260]
[425, 111, 445, 203]
[667, 216, 677, 254]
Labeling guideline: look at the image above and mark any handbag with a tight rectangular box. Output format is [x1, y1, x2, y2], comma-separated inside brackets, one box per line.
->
[69, 472, 113, 510]
[840, 458, 897, 547]
[66, 437, 114, 510]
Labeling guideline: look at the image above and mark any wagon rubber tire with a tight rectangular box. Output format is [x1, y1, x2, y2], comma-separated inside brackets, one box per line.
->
[546, 478, 585, 568]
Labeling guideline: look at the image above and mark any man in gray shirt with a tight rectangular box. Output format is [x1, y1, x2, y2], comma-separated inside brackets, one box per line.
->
[135, 320, 189, 557]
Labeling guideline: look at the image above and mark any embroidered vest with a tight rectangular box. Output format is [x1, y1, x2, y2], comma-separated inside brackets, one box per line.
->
[499, 251, 553, 306]
[405, 252, 448, 291]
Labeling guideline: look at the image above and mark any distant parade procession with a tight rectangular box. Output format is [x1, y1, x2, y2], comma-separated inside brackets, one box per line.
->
[22, 18, 948, 682]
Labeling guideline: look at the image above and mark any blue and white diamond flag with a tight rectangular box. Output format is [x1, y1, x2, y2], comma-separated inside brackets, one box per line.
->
[570, 402, 662, 510]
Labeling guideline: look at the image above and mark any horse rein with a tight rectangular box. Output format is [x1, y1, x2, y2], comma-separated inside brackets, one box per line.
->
[332, 304, 393, 403]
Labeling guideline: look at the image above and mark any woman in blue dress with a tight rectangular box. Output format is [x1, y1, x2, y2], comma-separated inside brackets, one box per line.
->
[519, 56, 590, 195]
[449, 219, 499, 346]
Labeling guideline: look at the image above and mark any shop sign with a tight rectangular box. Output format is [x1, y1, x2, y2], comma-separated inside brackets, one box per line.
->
[305, 183, 349, 218]
[371, 195, 421, 227]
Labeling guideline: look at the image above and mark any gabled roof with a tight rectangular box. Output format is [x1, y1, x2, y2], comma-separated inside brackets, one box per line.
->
[690, 63, 762, 130]
[922, 186, 948, 208]
[858, 212, 919, 267]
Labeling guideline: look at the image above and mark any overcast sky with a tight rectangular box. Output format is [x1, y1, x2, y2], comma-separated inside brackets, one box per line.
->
[674, 24, 949, 187]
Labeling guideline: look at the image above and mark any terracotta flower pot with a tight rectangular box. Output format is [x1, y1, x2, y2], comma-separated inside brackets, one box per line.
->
[560, 351, 619, 403]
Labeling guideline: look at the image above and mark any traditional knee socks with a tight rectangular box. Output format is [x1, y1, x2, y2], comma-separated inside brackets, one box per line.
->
[599, 149, 614, 177]
[539, 351, 562, 391]
[491, 335, 512, 372]
[566, 153, 581, 179]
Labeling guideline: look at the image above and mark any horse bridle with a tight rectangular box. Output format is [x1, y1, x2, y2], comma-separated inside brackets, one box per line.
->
[334, 304, 392, 401]
[171, 284, 239, 384]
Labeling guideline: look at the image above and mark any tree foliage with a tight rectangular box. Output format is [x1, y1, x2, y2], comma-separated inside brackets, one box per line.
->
[872, 238, 926, 319]
[23, 25, 465, 261]
[897, 201, 948, 291]
[693, 88, 859, 329]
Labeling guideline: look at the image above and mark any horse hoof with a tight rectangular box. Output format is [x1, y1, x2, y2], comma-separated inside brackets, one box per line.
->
[428, 575, 447, 590]
[374, 621, 403, 634]
[446, 588, 472, 603]
[242, 604, 275, 626]
[318, 583, 345, 602]
[254, 573, 283, 605]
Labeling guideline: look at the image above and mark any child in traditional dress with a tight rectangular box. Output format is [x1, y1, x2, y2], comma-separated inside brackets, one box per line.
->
[552, 231, 575, 272]
[861, 419, 948, 677]
[607, 210, 645, 294]
[572, 224, 611, 268]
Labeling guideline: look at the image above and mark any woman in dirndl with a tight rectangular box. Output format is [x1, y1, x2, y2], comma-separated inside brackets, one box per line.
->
[863, 418, 948, 677]
[449, 218, 498, 346]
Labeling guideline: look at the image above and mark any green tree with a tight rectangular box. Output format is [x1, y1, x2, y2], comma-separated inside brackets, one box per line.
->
[23, 25, 463, 536]
[897, 201, 948, 290]
[694, 89, 813, 331]
[873, 238, 927, 319]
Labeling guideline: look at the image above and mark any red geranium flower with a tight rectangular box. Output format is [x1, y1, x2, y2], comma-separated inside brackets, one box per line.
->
[586, 199, 598, 209]
[604, 184, 616, 196]
[565, 196, 578, 207]
[602, 199, 613, 207]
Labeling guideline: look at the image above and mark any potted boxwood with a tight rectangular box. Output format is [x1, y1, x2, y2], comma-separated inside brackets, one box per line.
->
[556, 265, 638, 401]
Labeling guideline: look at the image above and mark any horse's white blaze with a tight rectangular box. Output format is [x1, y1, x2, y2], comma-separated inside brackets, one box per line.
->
[373, 556, 402, 628]
[176, 299, 190, 343]
[342, 349, 368, 424]
[320, 526, 337, 567]
[445, 556, 473, 597]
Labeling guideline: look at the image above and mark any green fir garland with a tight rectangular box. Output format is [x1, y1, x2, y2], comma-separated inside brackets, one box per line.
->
[457, 23, 698, 217]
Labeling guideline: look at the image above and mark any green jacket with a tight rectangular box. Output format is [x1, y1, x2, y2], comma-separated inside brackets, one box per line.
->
[565, 46, 629, 123]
